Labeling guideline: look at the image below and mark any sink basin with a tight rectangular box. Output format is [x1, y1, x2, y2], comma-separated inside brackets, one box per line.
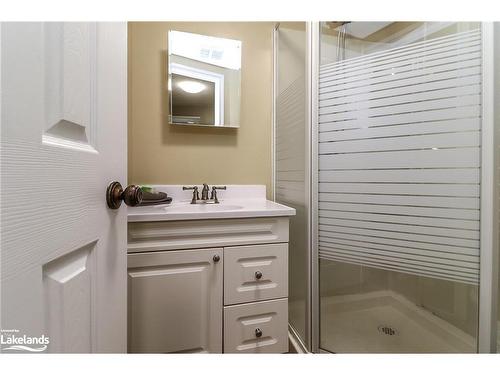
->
[164, 203, 244, 213]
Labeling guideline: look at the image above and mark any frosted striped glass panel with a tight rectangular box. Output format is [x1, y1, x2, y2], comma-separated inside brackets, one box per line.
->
[276, 76, 306, 202]
[318, 29, 482, 285]
[275, 24, 309, 346]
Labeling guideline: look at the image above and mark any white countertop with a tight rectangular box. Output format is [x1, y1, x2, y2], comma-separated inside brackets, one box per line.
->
[127, 185, 296, 222]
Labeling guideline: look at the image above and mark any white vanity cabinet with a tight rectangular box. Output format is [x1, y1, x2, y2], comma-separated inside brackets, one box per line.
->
[127, 216, 290, 354]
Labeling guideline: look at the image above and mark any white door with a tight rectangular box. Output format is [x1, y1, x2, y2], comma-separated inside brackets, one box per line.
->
[1, 22, 128, 353]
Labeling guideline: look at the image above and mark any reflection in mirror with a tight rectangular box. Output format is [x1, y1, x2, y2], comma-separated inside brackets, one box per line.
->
[168, 30, 242, 128]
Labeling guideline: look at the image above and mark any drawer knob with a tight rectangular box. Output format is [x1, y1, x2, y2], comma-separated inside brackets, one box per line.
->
[255, 271, 263, 280]
[255, 328, 263, 338]
[213, 254, 221, 263]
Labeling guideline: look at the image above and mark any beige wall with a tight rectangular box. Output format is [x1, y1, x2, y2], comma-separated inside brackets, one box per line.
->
[128, 22, 274, 197]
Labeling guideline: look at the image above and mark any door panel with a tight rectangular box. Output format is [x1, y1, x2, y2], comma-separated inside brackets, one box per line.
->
[43, 23, 98, 152]
[0, 22, 127, 353]
[43, 242, 96, 353]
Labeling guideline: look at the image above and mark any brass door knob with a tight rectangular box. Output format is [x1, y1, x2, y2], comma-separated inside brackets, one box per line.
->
[106, 181, 143, 209]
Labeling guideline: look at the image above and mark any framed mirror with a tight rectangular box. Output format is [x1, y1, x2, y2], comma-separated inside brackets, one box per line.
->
[168, 30, 242, 128]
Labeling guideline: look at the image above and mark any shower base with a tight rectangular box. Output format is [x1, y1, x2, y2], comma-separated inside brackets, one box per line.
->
[320, 290, 475, 353]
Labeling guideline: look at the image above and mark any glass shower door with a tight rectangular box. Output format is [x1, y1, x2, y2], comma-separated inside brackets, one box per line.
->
[318, 22, 483, 353]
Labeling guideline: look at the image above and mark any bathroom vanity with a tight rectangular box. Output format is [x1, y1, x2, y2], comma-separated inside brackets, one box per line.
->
[127, 185, 295, 353]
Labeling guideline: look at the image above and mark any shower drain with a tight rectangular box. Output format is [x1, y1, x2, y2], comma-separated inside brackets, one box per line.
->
[378, 325, 399, 336]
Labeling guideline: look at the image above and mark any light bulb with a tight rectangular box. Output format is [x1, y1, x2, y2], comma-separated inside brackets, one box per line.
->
[178, 80, 205, 94]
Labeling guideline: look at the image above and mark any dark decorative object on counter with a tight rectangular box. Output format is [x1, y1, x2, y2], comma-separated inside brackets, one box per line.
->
[137, 191, 172, 206]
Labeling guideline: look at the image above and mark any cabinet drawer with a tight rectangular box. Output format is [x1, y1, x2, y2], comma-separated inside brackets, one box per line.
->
[224, 298, 288, 353]
[224, 243, 288, 305]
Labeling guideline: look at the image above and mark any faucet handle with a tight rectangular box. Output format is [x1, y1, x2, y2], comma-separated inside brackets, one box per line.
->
[182, 186, 199, 203]
[210, 186, 226, 203]
[212, 186, 226, 190]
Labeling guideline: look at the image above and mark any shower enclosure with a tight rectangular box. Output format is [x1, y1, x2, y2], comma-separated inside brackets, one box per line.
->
[274, 22, 500, 353]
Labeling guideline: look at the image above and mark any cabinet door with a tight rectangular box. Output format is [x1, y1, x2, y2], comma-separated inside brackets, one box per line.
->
[128, 248, 223, 353]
